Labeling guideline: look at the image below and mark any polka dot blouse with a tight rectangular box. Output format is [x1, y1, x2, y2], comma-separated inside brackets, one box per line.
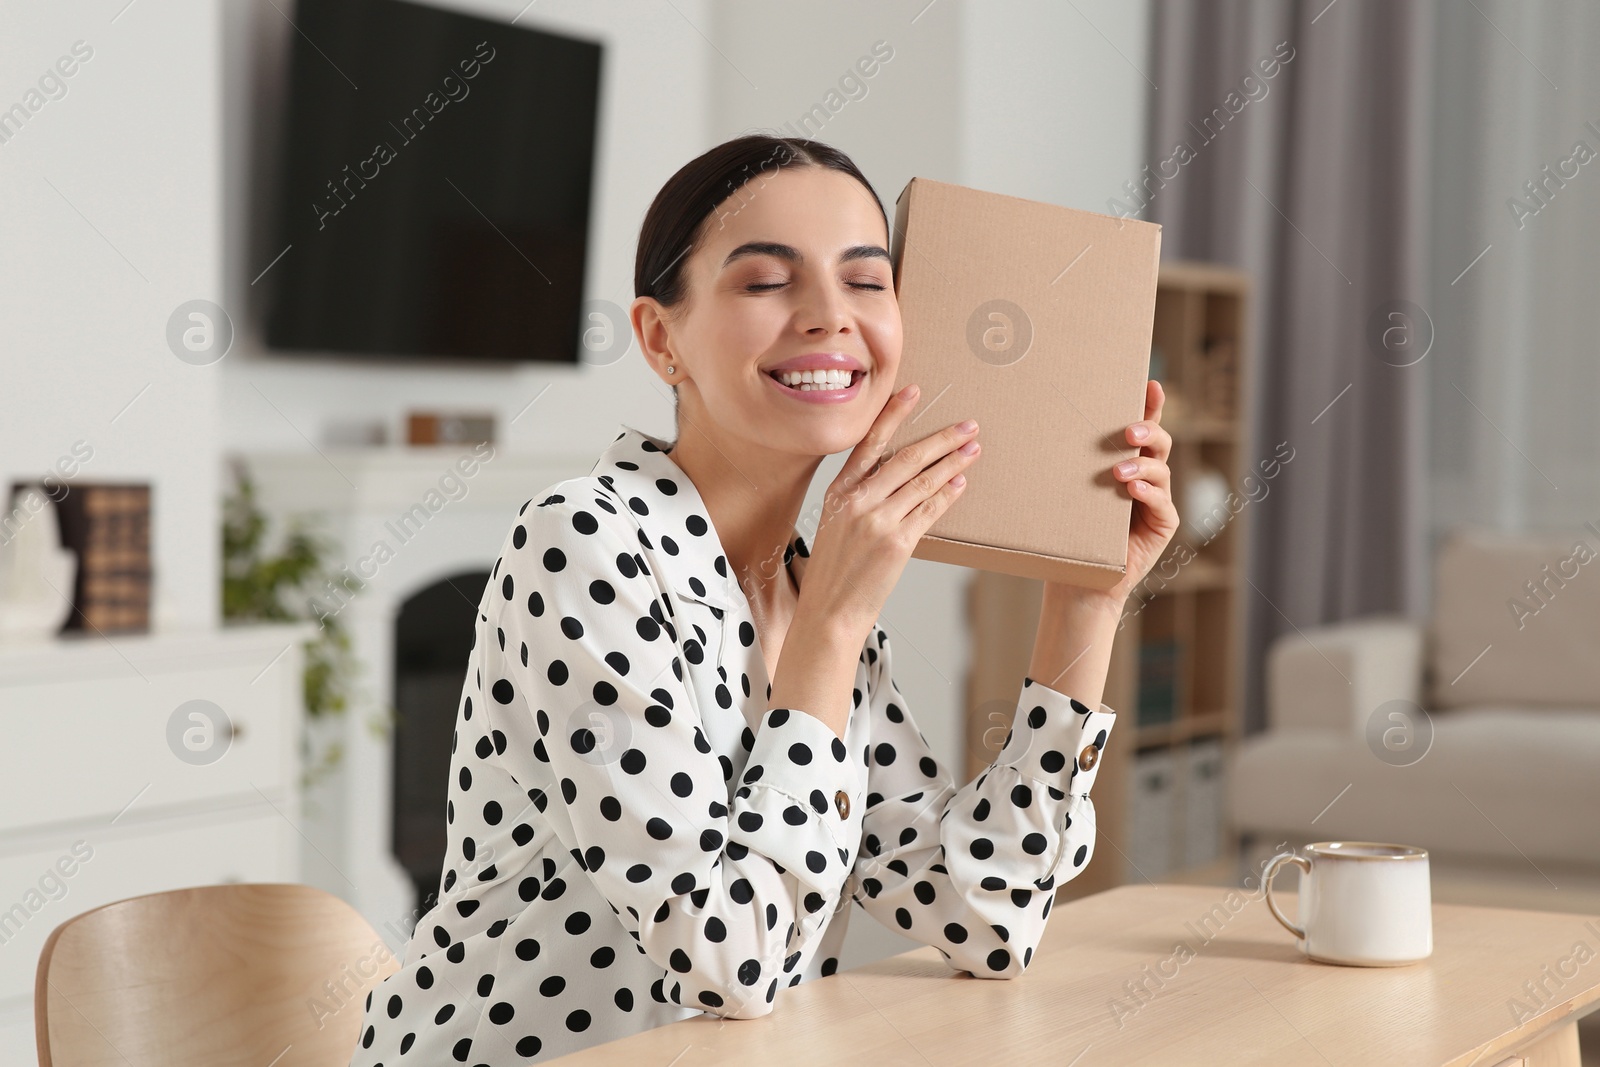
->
[347, 426, 1117, 1065]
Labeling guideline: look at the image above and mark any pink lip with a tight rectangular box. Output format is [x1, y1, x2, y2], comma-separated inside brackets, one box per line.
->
[762, 352, 867, 374]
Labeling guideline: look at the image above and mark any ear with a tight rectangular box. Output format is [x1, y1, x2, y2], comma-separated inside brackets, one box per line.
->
[630, 296, 677, 383]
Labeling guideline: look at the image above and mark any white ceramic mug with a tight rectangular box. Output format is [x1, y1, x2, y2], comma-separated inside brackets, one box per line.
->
[1262, 841, 1433, 966]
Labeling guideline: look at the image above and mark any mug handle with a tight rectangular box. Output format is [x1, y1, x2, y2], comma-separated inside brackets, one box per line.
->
[1263, 851, 1312, 940]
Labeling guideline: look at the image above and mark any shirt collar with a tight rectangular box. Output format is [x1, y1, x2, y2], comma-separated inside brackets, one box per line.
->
[589, 425, 807, 613]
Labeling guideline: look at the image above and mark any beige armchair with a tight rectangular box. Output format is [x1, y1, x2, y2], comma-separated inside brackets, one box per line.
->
[1228, 527, 1600, 913]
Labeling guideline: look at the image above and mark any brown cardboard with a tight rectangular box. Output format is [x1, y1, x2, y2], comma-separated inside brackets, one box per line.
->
[884, 177, 1162, 589]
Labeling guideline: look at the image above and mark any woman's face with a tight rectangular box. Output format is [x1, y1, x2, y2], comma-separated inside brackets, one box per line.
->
[636, 165, 902, 457]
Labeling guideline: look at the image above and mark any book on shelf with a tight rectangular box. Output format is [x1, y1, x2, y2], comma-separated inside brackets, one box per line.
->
[1137, 639, 1178, 727]
[42, 482, 152, 635]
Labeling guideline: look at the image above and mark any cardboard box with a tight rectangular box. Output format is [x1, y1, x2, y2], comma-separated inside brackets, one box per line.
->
[884, 177, 1162, 589]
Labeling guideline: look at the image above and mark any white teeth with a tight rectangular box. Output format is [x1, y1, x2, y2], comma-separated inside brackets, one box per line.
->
[774, 368, 856, 390]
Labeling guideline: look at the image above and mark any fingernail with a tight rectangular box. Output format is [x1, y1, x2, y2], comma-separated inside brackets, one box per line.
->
[959, 440, 979, 455]
[899, 384, 920, 400]
[957, 419, 977, 433]
[1130, 424, 1149, 441]
[1117, 460, 1139, 477]
[950, 473, 966, 487]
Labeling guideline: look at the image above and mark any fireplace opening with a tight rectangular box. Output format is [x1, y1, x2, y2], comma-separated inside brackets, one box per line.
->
[392, 570, 490, 918]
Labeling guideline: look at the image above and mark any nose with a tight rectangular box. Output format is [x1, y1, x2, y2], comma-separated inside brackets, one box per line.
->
[796, 273, 852, 336]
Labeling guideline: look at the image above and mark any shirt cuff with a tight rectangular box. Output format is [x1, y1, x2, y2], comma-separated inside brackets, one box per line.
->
[995, 676, 1117, 794]
[731, 706, 864, 894]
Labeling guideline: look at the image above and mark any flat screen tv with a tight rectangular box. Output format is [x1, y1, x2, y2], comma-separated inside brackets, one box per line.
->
[263, 0, 603, 363]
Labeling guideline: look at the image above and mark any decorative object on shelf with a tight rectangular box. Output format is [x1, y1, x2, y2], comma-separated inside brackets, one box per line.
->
[1180, 463, 1231, 546]
[222, 458, 359, 787]
[406, 411, 495, 446]
[0, 484, 79, 639]
[51, 482, 151, 634]
[1136, 639, 1179, 726]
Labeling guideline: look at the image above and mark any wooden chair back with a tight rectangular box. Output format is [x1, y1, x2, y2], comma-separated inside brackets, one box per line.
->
[36, 882, 399, 1067]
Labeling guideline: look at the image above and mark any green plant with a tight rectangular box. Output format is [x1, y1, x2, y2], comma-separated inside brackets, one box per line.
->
[221, 458, 361, 789]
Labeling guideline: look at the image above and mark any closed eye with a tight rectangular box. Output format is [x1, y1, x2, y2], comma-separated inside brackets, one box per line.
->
[744, 281, 886, 292]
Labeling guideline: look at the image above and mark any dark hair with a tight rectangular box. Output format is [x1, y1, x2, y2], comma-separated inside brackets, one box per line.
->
[633, 135, 888, 431]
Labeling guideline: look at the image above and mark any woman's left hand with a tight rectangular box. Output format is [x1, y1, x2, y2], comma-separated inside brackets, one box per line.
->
[1043, 379, 1179, 607]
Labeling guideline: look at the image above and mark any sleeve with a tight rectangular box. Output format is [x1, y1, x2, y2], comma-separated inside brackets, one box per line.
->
[481, 495, 863, 1019]
[847, 624, 1117, 978]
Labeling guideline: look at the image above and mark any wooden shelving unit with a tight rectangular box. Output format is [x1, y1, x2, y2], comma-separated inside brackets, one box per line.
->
[963, 260, 1252, 900]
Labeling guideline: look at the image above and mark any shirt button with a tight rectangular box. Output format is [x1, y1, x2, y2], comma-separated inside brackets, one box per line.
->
[834, 790, 850, 819]
[1078, 744, 1099, 772]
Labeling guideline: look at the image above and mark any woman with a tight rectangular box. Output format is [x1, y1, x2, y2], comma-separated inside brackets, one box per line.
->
[348, 135, 1176, 1065]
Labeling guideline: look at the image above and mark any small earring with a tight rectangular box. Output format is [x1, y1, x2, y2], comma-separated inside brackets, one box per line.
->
[667, 365, 675, 375]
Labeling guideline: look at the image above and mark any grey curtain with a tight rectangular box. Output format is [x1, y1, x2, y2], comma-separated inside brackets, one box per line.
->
[1145, 0, 1435, 734]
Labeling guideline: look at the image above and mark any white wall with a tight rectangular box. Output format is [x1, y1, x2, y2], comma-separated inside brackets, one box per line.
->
[959, 0, 1152, 212]
[1, 0, 223, 632]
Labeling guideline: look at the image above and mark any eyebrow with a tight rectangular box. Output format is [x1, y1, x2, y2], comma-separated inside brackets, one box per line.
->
[720, 241, 891, 269]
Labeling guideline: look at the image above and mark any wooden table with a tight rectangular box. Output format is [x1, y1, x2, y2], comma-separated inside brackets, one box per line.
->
[548, 884, 1600, 1066]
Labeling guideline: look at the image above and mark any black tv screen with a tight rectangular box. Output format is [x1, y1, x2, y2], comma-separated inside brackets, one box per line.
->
[263, 0, 603, 363]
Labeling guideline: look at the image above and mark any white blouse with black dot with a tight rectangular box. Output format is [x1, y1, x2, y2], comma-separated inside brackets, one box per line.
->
[347, 425, 1117, 1066]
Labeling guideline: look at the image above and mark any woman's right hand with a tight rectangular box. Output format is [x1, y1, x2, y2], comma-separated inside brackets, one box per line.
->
[798, 383, 982, 645]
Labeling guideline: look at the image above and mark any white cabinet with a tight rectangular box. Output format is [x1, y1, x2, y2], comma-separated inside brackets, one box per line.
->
[1180, 738, 1226, 869]
[1126, 749, 1178, 881]
[0, 622, 309, 1058]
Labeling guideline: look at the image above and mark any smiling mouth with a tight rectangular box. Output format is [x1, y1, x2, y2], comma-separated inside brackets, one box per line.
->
[766, 370, 866, 392]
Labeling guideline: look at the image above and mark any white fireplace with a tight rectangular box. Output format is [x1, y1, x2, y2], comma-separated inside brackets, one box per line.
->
[244, 441, 592, 943]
